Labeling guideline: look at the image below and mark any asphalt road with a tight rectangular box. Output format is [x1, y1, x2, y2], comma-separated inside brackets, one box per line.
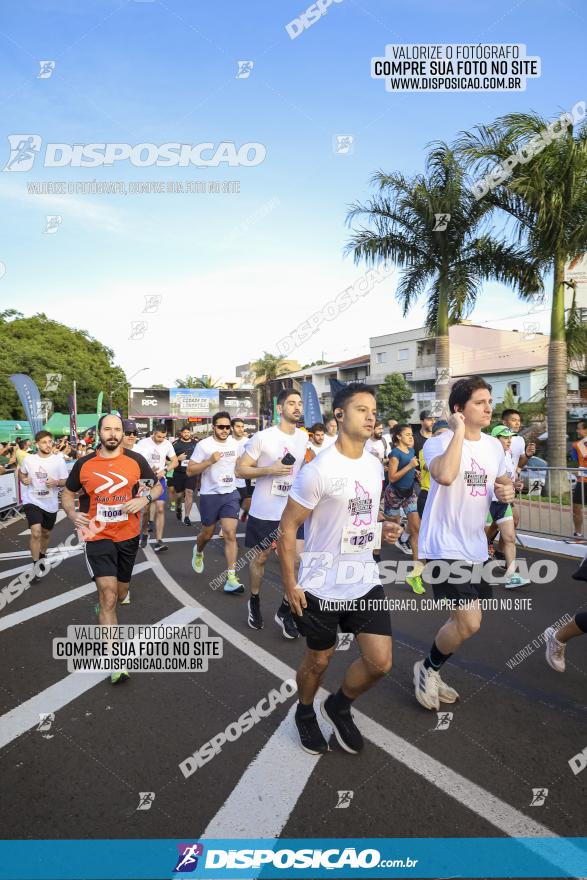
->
[0, 506, 585, 880]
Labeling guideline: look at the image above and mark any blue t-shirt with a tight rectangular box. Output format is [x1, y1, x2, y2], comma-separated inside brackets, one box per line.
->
[390, 446, 416, 490]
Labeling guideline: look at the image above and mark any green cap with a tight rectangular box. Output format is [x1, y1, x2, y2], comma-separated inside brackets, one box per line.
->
[491, 425, 514, 438]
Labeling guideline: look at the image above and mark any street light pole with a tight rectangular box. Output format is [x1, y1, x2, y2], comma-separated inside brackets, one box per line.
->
[111, 367, 149, 414]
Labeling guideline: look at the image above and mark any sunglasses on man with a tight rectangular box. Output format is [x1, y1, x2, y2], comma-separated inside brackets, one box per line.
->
[215, 424, 231, 430]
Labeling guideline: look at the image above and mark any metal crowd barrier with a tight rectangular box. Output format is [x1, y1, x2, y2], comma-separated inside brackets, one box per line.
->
[515, 465, 586, 540]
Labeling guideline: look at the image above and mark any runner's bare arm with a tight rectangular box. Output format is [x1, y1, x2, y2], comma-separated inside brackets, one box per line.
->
[277, 498, 311, 615]
[387, 455, 419, 483]
[61, 487, 90, 527]
[186, 451, 222, 476]
[17, 466, 31, 486]
[494, 474, 515, 503]
[235, 452, 292, 479]
[429, 412, 466, 485]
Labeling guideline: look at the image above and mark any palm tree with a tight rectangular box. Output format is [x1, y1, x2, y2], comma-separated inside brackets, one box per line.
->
[175, 374, 221, 389]
[252, 352, 290, 419]
[456, 111, 587, 476]
[346, 143, 542, 412]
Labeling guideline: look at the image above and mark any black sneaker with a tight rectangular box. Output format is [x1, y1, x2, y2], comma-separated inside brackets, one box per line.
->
[184, 517, 191, 526]
[295, 708, 328, 755]
[320, 694, 363, 754]
[154, 540, 168, 553]
[275, 602, 299, 639]
[147, 521, 154, 534]
[139, 533, 148, 549]
[248, 594, 263, 630]
[175, 506, 182, 521]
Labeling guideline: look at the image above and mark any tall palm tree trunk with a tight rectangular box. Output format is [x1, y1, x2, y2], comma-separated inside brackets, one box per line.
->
[435, 277, 450, 415]
[547, 254, 568, 493]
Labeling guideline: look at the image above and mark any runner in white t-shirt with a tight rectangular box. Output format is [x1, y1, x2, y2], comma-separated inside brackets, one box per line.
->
[306, 422, 328, 459]
[135, 425, 178, 552]
[323, 417, 338, 448]
[236, 388, 307, 638]
[499, 408, 535, 532]
[365, 421, 390, 465]
[18, 430, 68, 583]
[187, 411, 244, 594]
[484, 425, 529, 588]
[278, 384, 402, 755]
[414, 377, 515, 712]
[232, 418, 254, 521]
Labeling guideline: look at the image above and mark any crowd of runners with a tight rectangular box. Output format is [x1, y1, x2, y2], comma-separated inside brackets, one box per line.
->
[10, 378, 587, 754]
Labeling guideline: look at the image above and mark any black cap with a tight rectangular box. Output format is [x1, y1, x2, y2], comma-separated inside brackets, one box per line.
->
[122, 419, 137, 433]
[420, 410, 432, 420]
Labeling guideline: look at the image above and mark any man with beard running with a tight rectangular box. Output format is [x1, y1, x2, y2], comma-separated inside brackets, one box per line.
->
[413, 376, 515, 710]
[278, 384, 403, 754]
[232, 417, 254, 521]
[236, 389, 308, 638]
[61, 414, 161, 685]
[136, 424, 178, 551]
[188, 412, 243, 594]
[18, 431, 68, 583]
[170, 425, 197, 526]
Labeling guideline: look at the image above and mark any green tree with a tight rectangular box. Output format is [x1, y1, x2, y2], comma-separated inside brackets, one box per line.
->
[252, 352, 290, 416]
[376, 373, 414, 422]
[346, 143, 541, 412]
[175, 375, 221, 388]
[0, 312, 128, 419]
[456, 109, 587, 479]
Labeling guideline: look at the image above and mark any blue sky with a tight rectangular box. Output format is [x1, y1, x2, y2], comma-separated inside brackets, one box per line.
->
[0, 0, 584, 385]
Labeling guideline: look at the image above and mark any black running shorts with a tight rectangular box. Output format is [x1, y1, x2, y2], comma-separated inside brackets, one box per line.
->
[293, 584, 392, 651]
[23, 504, 58, 531]
[424, 558, 493, 602]
[84, 535, 140, 583]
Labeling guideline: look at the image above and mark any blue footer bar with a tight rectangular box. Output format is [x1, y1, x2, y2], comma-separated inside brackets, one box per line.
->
[0, 837, 586, 879]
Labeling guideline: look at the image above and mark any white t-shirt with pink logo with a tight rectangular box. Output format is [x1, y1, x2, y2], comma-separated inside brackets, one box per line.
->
[419, 431, 506, 563]
[190, 435, 238, 495]
[289, 445, 384, 601]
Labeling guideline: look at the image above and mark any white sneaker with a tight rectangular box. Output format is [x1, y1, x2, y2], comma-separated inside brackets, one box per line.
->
[505, 574, 530, 589]
[413, 659, 440, 710]
[438, 675, 459, 703]
[544, 626, 566, 672]
[120, 590, 130, 605]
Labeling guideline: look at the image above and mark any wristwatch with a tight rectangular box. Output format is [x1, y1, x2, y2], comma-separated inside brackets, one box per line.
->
[145, 493, 153, 503]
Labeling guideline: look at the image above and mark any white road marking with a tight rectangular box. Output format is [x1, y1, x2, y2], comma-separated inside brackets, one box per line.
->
[19, 510, 67, 535]
[0, 605, 202, 751]
[0, 551, 83, 581]
[140, 535, 244, 544]
[146, 547, 587, 873]
[203, 704, 328, 838]
[0, 546, 80, 561]
[0, 562, 152, 632]
[189, 503, 200, 523]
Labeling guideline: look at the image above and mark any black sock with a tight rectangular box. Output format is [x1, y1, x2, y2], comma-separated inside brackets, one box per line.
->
[296, 701, 315, 719]
[330, 687, 353, 714]
[279, 597, 290, 611]
[39, 552, 46, 559]
[424, 641, 452, 671]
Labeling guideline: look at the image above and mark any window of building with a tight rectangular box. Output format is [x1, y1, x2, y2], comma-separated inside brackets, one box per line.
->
[376, 352, 387, 364]
[508, 381, 520, 397]
[398, 348, 409, 361]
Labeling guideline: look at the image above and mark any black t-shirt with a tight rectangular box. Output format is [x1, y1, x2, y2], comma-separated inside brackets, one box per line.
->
[172, 438, 197, 475]
[412, 430, 432, 457]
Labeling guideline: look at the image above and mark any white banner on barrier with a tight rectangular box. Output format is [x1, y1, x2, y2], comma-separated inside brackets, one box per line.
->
[0, 473, 18, 510]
